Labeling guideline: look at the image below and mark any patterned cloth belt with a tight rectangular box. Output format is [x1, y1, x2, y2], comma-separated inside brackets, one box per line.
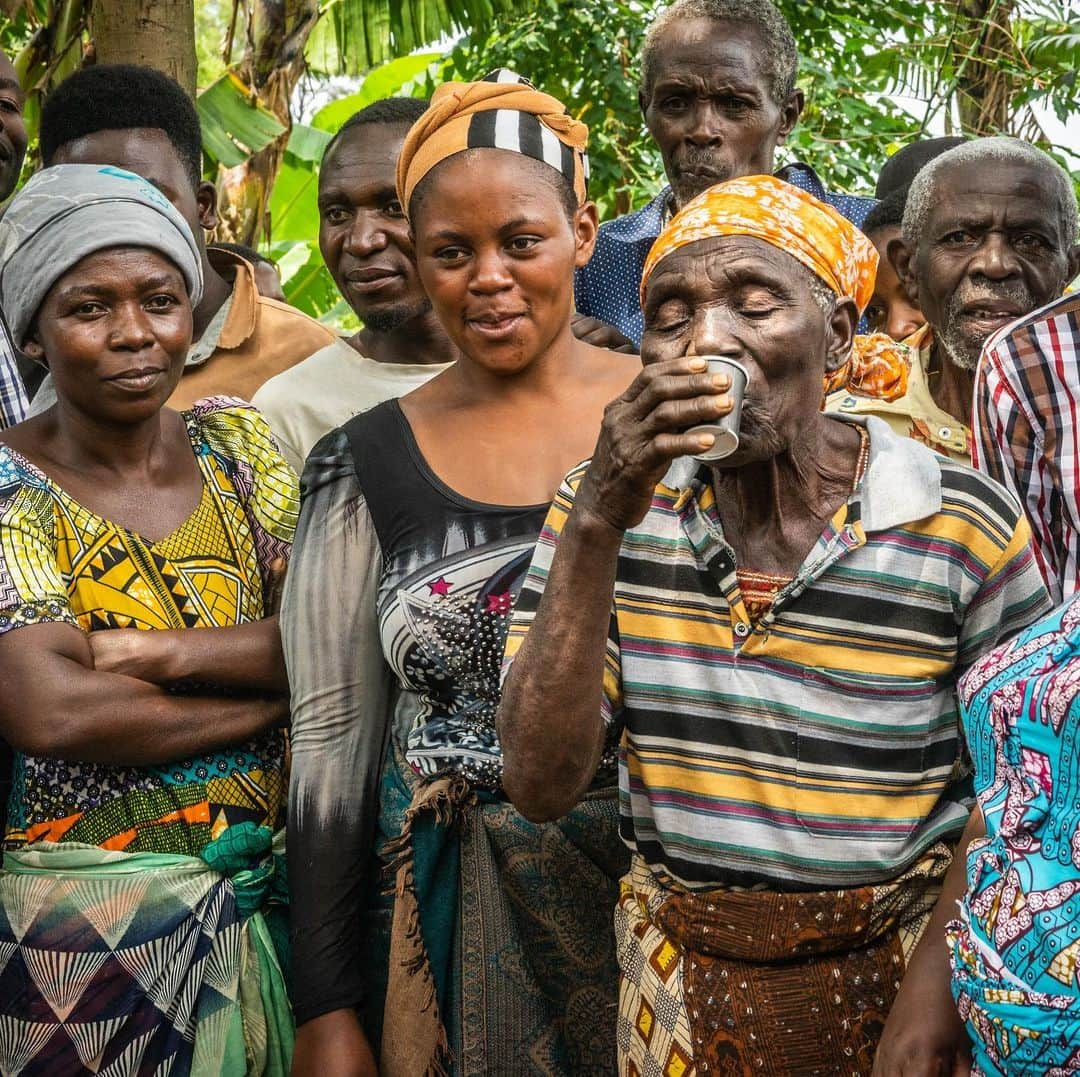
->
[617, 845, 954, 1076]
[0, 835, 293, 1075]
[653, 848, 947, 962]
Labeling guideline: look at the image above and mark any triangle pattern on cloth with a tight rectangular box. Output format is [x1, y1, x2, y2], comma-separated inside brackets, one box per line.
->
[0, 1015, 58, 1076]
[190, 1001, 234, 1075]
[168, 874, 213, 922]
[198, 884, 227, 939]
[148, 923, 200, 1017]
[67, 875, 153, 950]
[0, 939, 17, 977]
[113, 937, 172, 1009]
[171, 953, 206, 1038]
[98, 1027, 156, 1077]
[203, 921, 242, 1000]
[63, 1015, 129, 1073]
[5, 875, 56, 943]
[22, 948, 109, 1021]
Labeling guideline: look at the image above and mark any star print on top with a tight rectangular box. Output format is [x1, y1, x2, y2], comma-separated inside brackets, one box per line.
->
[336, 397, 567, 789]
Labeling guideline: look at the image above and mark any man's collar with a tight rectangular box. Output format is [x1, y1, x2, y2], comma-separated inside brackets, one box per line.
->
[204, 246, 259, 351]
[774, 161, 827, 200]
[661, 414, 942, 533]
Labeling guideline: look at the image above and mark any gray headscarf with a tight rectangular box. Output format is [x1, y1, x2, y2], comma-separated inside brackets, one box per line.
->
[0, 164, 204, 347]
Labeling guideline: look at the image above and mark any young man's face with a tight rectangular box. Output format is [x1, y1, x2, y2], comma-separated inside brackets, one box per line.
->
[318, 122, 430, 331]
[864, 226, 924, 342]
[0, 52, 28, 202]
[50, 127, 216, 253]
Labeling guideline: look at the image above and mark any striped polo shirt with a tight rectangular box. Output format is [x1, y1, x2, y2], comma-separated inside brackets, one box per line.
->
[505, 416, 1050, 891]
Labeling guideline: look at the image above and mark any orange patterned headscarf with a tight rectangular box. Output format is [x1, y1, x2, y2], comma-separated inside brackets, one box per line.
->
[640, 174, 913, 402]
[640, 174, 878, 312]
[397, 69, 589, 213]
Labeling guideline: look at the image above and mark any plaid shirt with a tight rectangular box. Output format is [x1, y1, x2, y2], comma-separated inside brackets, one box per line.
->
[0, 317, 27, 430]
[972, 292, 1080, 605]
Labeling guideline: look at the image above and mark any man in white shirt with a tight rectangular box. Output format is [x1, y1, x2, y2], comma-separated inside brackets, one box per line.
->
[253, 98, 460, 473]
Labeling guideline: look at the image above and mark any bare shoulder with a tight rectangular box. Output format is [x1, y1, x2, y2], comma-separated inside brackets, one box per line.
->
[0, 412, 50, 457]
[581, 340, 642, 394]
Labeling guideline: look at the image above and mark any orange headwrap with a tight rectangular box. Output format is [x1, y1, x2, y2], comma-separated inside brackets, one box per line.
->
[396, 70, 589, 212]
[640, 174, 878, 313]
[639, 174, 914, 402]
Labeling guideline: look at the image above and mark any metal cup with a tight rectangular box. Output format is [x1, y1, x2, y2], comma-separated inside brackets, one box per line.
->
[687, 356, 748, 461]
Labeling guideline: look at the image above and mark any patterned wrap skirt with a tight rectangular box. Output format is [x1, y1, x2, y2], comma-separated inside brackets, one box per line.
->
[0, 831, 292, 1076]
[615, 844, 952, 1077]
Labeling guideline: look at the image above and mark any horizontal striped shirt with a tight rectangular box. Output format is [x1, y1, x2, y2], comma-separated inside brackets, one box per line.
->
[506, 416, 1050, 890]
[973, 292, 1080, 606]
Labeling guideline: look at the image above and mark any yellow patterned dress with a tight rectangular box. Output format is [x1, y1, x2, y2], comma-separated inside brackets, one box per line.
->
[0, 397, 299, 1076]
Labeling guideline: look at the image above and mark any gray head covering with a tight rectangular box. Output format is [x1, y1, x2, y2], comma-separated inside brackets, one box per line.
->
[0, 163, 204, 347]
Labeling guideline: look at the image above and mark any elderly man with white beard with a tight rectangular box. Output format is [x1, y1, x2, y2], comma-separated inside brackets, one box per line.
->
[828, 136, 1079, 463]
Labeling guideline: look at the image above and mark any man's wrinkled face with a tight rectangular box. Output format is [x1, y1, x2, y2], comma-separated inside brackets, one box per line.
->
[641, 235, 856, 467]
[898, 158, 1080, 370]
[641, 18, 801, 208]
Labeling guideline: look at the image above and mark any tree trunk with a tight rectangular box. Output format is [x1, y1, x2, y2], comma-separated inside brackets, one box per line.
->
[953, 0, 1017, 136]
[214, 0, 320, 244]
[91, 0, 198, 97]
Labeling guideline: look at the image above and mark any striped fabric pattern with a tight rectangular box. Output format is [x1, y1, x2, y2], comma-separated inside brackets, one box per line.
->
[505, 416, 1050, 891]
[471, 68, 589, 187]
[972, 292, 1080, 606]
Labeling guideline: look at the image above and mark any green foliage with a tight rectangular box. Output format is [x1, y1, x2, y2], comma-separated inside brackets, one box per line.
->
[444, 0, 660, 220]
[304, 0, 517, 75]
[197, 72, 287, 168]
[309, 52, 440, 126]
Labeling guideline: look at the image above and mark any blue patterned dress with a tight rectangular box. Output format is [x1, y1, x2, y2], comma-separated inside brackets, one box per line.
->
[950, 596, 1080, 1074]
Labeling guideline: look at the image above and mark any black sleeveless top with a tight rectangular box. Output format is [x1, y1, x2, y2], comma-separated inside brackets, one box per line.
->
[341, 398, 549, 788]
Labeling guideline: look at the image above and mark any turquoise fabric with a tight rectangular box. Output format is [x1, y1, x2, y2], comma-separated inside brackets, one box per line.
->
[951, 596, 1080, 1074]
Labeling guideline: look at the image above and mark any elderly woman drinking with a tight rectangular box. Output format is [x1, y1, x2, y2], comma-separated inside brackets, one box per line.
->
[0, 166, 297, 1074]
[499, 175, 1051, 1074]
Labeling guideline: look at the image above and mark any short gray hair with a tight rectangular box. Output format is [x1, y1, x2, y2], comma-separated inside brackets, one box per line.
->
[640, 0, 798, 104]
[902, 136, 1079, 248]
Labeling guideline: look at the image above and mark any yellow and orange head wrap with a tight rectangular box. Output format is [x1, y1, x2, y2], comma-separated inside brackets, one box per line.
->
[396, 69, 589, 214]
[640, 174, 878, 312]
[641, 174, 911, 402]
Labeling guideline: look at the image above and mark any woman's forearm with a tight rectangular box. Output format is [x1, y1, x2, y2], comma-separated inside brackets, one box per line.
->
[154, 618, 287, 692]
[4, 632, 288, 765]
[499, 505, 624, 821]
[871, 807, 984, 1076]
[89, 618, 288, 693]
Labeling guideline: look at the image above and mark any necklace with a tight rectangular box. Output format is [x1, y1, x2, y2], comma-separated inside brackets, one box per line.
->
[853, 426, 871, 487]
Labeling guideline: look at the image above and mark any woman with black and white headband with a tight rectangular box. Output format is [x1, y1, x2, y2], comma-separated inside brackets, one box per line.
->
[284, 71, 637, 1077]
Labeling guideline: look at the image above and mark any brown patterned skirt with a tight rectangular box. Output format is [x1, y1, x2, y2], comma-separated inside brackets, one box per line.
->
[616, 846, 952, 1077]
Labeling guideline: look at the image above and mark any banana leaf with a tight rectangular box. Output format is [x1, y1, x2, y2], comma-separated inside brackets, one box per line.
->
[198, 71, 287, 167]
[311, 52, 441, 132]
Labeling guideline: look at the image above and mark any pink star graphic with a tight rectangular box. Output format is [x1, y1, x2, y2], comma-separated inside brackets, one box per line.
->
[485, 592, 513, 615]
[427, 576, 452, 597]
